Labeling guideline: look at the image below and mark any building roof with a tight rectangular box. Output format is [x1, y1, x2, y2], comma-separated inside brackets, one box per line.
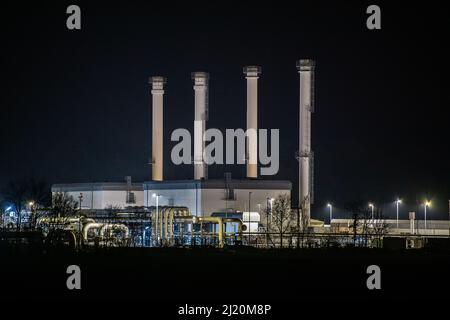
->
[52, 182, 143, 192]
[143, 179, 292, 190]
[52, 179, 292, 192]
[331, 219, 450, 230]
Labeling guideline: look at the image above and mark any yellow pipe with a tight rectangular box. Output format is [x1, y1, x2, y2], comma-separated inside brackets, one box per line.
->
[223, 218, 243, 242]
[164, 207, 175, 245]
[168, 207, 190, 244]
[168, 208, 178, 244]
[194, 217, 224, 248]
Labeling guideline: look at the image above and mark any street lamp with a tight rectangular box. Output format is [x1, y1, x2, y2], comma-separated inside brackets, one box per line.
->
[4, 206, 12, 229]
[143, 226, 150, 247]
[77, 193, 84, 246]
[424, 201, 431, 230]
[248, 192, 252, 244]
[28, 201, 35, 230]
[369, 203, 374, 220]
[396, 199, 402, 229]
[268, 198, 274, 223]
[153, 193, 161, 244]
[327, 203, 333, 225]
[266, 197, 275, 247]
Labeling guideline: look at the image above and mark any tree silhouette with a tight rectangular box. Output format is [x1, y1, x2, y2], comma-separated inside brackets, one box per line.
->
[268, 194, 295, 248]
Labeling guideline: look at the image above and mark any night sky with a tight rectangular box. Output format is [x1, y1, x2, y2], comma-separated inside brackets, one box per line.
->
[1, 1, 449, 219]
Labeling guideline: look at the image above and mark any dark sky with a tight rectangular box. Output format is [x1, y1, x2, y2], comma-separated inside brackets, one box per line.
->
[1, 1, 449, 219]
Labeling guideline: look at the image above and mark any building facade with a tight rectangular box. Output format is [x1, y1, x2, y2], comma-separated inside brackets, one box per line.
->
[51, 182, 144, 209]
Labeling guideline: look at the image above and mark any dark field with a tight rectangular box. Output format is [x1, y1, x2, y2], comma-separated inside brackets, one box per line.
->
[1, 245, 450, 305]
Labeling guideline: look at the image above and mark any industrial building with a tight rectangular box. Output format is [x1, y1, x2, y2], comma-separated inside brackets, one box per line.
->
[143, 179, 291, 216]
[330, 219, 450, 236]
[52, 61, 314, 225]
[51, 179, 144, 210]
[51, 179, 291, 216]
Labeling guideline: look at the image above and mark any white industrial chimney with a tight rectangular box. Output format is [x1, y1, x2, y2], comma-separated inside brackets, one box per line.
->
[243, 66, 261, 179]
[296, 59, 315, 221]
[192, 72, 209, 180]
[149, 76, 166, 181]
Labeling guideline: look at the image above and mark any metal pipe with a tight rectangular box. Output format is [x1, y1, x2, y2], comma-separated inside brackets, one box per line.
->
[82, 222, 104, 241]
[163, 207, 174, 244]
[37, 216, 95, 228]
[194, 216, 224, 248]
[100, 224, 129, 239]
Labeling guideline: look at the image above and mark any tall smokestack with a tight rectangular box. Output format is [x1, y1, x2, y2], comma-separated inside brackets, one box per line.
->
[192, 72, 209, 180]
[243, 66, 261, 179]
[149, 76, 166, 181]
[296, 59, 315, 222]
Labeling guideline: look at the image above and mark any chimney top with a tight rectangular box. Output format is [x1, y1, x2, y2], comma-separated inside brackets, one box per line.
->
[243, 65, 261, 77]
[148, 76, 166, 84]
[191, 72, 209, 79]
[296, 59, 315, 72]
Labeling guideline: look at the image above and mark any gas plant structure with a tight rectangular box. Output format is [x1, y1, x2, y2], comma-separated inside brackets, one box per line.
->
[36, 207, 244, 249]
[49, 59, 316, 249]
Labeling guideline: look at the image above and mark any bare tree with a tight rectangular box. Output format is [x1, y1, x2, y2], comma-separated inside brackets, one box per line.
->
[295, 196, 312, 248]
[345, 201, 389, 248]
[2, 180, 27, 230]
[51, 192, 78, 217]
[268, 194, 295, 248]
[299, 195, 311, 231]
[1, 178, 51, 230]
[0, 203, 5, 229]
[358, 207, 389, 247]
[27, 178, 51, 206]
[345, 202, 364, 246]
[27, 179, 51, 229]
[38, 192, 80, 247]
[370, 208, 389, 248]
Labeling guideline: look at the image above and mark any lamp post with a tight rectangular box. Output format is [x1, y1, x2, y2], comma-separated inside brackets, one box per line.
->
[424, 201, 430, 231]
[327, 203, 333, 225]
[266, 197, 274, 248]
[248, 192, 252, 245]
[143, 226, 150, 247]
[396, 199, 402, 229]
[153, 194, 161, 244]
[78, 193, 83, 248]
[28, 201, 35, 230]
[266, 198, 270, 247]
[269, 198, 274, 223]
[4, 206, 11, 228]
[369, 203, 374, 220]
